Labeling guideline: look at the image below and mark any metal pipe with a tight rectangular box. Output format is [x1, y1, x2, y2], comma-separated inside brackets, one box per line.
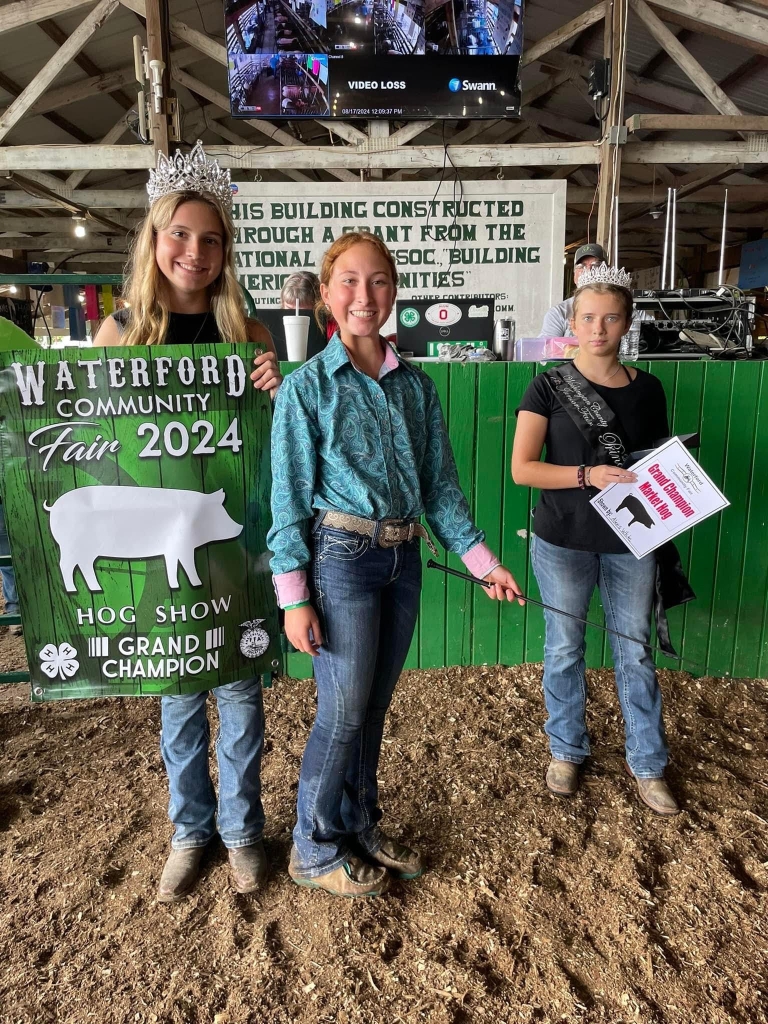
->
[661, 187, 672, 290]
[613, 193, 619, 267]
[669, 187, 677, 289]
[718, 188, 729, 288]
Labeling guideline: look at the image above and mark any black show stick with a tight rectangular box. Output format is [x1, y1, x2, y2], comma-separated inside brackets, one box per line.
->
[426, 559, 702, 668]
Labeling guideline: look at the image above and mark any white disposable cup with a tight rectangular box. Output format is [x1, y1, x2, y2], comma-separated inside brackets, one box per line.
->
[283, 315, 310, 361]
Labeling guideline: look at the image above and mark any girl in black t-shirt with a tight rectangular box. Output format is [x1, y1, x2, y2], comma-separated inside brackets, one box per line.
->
[512, 279, 679, 817]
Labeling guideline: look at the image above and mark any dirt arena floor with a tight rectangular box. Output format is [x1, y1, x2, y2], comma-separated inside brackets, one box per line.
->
[1, 626, 767, 1024]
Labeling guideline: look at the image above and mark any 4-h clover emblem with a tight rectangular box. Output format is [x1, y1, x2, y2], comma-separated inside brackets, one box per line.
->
[38, 642, 79, 681]
[399, 307, 420, 328]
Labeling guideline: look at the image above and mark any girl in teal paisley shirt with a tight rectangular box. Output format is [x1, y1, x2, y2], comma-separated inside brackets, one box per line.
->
[269, 233, 523, 898]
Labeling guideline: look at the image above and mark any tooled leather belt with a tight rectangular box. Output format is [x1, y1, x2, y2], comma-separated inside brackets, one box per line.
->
[320, 511, 438, 556]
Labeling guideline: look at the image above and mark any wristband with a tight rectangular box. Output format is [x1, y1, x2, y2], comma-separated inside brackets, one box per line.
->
[585, 466, 592, 487]
[577, 464, 586, 490]
[283, 601, 310, 611]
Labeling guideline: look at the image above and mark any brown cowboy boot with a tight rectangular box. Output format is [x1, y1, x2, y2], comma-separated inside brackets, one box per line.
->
[157, 847, 206, 903]
[288, 850, 389, 897]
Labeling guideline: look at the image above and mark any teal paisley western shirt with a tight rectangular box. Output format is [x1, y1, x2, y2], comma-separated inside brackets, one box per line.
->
[268, 335, 485, 575]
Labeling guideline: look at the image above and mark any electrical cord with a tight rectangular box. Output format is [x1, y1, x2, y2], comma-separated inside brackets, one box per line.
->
[31, 288, 51, 346]
[422, 122, 450, 243]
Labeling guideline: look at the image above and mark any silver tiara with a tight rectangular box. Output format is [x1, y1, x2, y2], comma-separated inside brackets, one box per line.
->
[147, 140, 233, 211]
[577, 262, 633, 289]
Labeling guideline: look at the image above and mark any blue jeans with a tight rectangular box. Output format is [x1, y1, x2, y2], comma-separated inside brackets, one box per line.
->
[0, 503, 19, 616]
[292, 526, 422, 878]
[530, 534, 668, 778]
[160, 677, 265, 850]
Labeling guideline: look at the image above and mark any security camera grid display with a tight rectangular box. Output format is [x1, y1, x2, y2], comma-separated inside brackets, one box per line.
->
[229, 51, 331, 116]
[224, 0, 522, 119]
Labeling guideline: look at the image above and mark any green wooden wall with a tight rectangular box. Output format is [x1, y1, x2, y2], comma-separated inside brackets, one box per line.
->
[283, 360, 768, 681]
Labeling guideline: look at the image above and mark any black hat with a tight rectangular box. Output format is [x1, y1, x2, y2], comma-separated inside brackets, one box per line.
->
[574, 243, 607, 265]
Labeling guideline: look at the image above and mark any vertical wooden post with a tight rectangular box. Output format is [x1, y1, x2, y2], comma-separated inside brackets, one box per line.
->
[368, 120, 389, 181]
[145, 0, 171, 157]
[596, 0, 626, 254]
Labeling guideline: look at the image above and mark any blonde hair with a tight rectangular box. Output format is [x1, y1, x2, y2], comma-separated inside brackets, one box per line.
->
[315, 232, 398, 328]
[121, 191, 248, 346]
[572, 281, 633, 324]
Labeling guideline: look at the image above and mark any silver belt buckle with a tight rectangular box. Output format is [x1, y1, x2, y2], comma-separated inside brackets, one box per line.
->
[378, 525, 399, 548]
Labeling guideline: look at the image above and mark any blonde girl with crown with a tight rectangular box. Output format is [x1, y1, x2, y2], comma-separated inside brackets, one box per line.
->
[512, 264, 680, 818]
[95, 143, 280, 902]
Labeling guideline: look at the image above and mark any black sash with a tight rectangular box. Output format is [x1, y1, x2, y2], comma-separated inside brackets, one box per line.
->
[544, 365, 695, 658]
[545, 363, 630, 467]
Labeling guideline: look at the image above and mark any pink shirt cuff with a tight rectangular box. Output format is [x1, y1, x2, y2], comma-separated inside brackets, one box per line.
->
[461, 541, 500, 581]
[273, 570, 310, 608]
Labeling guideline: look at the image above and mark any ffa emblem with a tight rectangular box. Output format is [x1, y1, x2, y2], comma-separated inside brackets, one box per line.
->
[239, 619, 270, 658]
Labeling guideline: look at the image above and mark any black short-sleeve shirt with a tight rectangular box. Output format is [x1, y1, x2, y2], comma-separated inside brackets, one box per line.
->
[516, 368, 669, 553]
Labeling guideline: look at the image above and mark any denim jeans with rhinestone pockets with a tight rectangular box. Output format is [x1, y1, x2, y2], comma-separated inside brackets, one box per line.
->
[160, 677, 266, 850]
[530, 534, 668, 779]
[291, 522, 422, 879]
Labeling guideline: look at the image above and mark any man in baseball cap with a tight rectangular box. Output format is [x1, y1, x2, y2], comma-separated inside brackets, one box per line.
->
[539, 243, 607, 338]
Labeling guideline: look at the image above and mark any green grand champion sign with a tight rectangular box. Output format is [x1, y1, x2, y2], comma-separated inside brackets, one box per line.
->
[0, 344, 279, 702]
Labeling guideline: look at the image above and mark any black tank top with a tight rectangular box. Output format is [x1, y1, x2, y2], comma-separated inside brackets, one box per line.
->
[111, 309, 222, 344]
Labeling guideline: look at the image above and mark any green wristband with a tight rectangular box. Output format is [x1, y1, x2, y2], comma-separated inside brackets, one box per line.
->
[283, 601, 310, 610]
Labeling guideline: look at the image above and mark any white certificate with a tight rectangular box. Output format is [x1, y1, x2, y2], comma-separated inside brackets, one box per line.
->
[590, 437, 730, 559]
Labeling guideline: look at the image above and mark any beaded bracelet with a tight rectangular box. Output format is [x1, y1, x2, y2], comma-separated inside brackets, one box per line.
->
[577, 464, 586, 489]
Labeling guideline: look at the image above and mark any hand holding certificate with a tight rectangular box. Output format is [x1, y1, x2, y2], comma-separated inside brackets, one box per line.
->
[590, 437, 730, 559]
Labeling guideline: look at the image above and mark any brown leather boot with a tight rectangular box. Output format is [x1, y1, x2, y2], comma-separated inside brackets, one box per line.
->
[367, 833, 424, 880]
[546, 758, 580, 797]
[625, 763, 680, 816]
[288, 850, 389, 898]
[228, 841, 268, 893]
[157, 847, 206, 903]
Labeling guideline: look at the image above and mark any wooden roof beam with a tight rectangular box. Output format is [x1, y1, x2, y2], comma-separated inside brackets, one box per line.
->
[629, 0, 744, 118]
[0, 0, 119, 145]
[636, 25, 689, 79]
[0, 214, 130, 231]
[37, 16, 134, 112]
[199, 115, 313, 183]
[4, 184, 768, 209]
[66, 113, 129, 189]
[718, 53, 768, 92]
[646, 0, 768, 56]
[521, 3, 606, 68]
[0, 235, 125, 250]
[0, 67, 92, 144]
[0, 0, 94, 36]
[627, 114, 768, 131]
[1, 46, 200, 121]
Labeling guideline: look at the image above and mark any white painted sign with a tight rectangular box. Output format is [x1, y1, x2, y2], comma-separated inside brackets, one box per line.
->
[232, 180, 566, 338]
[590, 437, 730, 559]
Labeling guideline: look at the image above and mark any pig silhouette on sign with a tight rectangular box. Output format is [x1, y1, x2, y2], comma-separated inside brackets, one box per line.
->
[44, 485, 243, 593]
[615, 494, 655, 529]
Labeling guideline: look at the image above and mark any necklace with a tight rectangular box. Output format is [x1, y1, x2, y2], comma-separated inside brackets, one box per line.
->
[574, 359, 623, 385]
[171, 311, 210, 345]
